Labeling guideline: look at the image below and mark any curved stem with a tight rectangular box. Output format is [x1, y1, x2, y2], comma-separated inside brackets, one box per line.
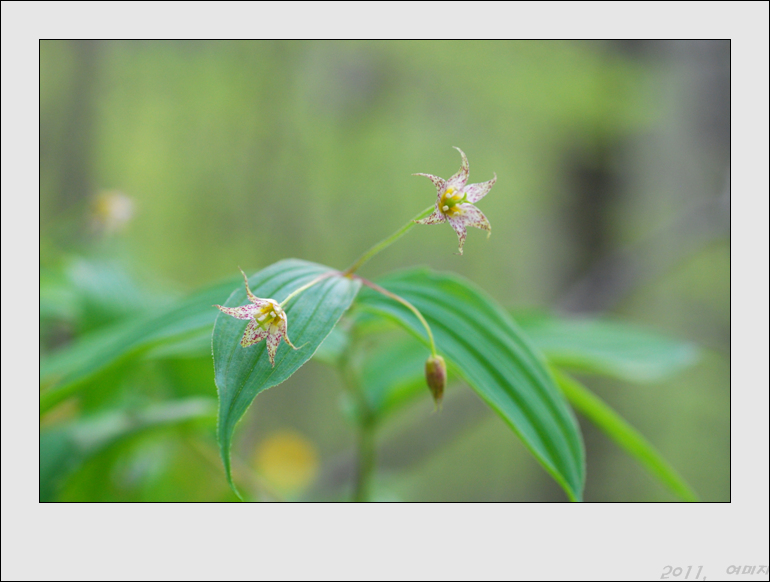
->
[354, 276, 437, 357]
[343, 205, 435, 276]
[279, 271, 337, 309]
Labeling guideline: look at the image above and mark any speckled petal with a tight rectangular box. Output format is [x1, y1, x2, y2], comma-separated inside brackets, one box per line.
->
[414, 205, 447, 225]
[446, 214, 468, 255]
[464, 173, 497, 203]
[413, 173, 447, 200]
[457, 203, 491, 236]
[240, 320, 268, 347]
[215, 304, 259, 320]
[446, 147, 469, 190]
[265, 325, 285, 367]
[281, 314, 300, 350]
[238, 267, 270, 307]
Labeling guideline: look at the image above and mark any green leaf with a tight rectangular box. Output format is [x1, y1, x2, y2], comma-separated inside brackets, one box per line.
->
[311, 324, 351, 366]
[552, 369, 699, 501]
[40, 278, 239, 413]
[40, 259, 157, 333]
[355, 312, 700, 422]
[360, 335, 432, 418]
[40, 398, 215, 501]
[516, 313, 700, 383]
[212, 259, 360, 497]
[356, 267, 585, 501]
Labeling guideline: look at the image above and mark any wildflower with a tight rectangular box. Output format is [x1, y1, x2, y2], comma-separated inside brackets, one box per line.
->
[414, 147, 496, 255]
[214, 269, 299, 367]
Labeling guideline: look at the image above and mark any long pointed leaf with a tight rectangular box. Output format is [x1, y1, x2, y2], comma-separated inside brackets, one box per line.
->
[212, 259, 360, 497]
[552, 368, 699, 501]
[40, 278, 239, 413]
[356, 268, 585, 501]
[516, 313, 700, 383]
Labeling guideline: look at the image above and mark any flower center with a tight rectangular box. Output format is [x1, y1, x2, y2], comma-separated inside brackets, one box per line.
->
[440, 187, 466, 215]
[255, 302, 282, 328]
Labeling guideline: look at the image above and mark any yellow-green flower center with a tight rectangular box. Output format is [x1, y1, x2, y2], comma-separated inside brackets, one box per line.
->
[440, 187, 466, 215]
[255, 302, 282, 329]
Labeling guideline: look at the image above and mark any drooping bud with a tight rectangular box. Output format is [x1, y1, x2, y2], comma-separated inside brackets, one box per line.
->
[424, 354, 447, 408]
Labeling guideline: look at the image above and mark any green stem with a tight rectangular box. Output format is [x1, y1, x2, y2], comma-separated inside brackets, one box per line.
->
[280, 204, 435, 309]
[355, 277, 438, 357]
[279, 272, 336, 309]
[353, 421, 376, 502]
[343, 205, 435, 276]
[337, 337, 377, 502]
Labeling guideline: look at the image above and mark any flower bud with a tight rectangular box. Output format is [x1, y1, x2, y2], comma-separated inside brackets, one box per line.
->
[424, 355, 447, 408]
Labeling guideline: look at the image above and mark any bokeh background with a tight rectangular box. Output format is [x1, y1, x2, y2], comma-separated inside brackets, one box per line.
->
[40, 40, 730, 502]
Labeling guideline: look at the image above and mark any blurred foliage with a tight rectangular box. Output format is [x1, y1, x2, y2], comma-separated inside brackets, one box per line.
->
[40, 40, 729, 501]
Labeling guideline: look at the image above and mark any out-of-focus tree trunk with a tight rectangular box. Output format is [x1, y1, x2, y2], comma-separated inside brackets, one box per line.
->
[45, 40, 100, 216]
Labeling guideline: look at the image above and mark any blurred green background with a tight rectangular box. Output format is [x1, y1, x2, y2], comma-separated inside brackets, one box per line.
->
[40, 40, 729, 502]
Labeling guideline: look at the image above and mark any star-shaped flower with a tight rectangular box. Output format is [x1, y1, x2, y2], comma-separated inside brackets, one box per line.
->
[414, 147, 496, 255]
[214, 269, 299, 367]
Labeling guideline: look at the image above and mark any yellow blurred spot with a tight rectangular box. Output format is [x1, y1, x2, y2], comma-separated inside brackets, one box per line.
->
[90, 190, 134, 234]
[254, 430, 319, 494]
